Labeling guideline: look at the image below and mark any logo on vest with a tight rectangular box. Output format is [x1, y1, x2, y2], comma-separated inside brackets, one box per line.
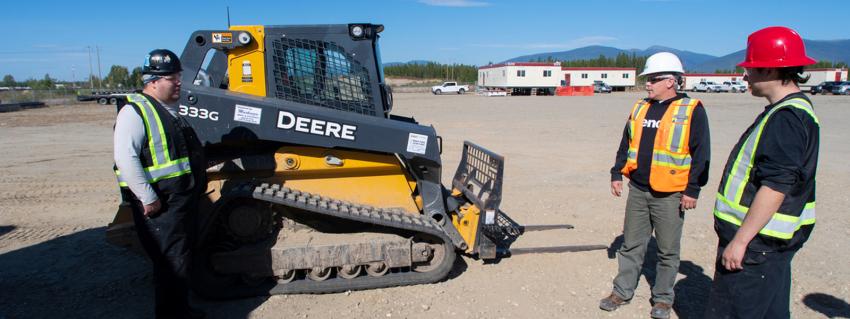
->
[643, 119, 661, 128]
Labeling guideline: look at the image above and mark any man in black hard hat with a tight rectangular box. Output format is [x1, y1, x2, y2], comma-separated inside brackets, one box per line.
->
[113, 49, 206, 318]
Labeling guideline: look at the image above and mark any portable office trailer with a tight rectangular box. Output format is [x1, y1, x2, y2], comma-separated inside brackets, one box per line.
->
[561, 67, 636, 91]
[802, 68, 848, 87]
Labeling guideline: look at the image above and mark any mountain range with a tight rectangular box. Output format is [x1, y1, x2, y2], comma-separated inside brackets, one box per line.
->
[503, 39, 850, 72]
[385, 39, 850, 72]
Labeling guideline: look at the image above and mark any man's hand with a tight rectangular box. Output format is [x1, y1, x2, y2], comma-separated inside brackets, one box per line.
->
[611, 181, 623, 197]
[680, 194, 697, 210]
[720, 185, 785, 271]
[143, 199, 162, 217]
[721, 240, 747, 271]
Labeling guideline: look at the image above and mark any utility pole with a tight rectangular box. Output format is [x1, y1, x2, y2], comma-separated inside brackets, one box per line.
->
[71, 65, 76, 88]
[87, 46, 94, 90]
[96, 45, 103, 90]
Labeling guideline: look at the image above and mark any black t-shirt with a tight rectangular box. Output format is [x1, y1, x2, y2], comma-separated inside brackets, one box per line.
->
[611, 93, 711, 198]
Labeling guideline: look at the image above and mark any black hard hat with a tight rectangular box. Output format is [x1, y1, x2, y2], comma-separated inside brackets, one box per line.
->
[142, 49, 182, 75]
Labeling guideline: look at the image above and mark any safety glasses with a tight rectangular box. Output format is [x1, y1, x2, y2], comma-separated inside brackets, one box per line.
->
[159, 74, 182, 82]
[647, 75, 674, 84]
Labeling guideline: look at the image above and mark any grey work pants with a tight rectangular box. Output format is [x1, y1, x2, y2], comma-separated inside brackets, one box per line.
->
[612, 184, 684, 305]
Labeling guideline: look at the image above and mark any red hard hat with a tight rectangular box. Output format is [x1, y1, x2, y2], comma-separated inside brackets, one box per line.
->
[737, 26, 816, 68]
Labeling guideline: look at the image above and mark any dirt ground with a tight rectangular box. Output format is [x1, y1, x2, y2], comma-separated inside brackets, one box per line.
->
[1, 92, 849, 319]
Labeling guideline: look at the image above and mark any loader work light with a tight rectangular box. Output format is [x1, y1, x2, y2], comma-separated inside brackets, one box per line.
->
[350, 25, 365, 38]
[237, 32, 252, 45]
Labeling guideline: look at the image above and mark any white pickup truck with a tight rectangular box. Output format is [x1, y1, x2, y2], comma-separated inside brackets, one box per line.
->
[723, 81, 748, 93]
[693, 81, 727, 93]
[431, 82, 468, 95]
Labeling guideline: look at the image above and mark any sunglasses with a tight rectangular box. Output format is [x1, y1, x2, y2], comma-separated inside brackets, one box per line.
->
[647, 76, 674, 84]
[158, 74, 182, 82]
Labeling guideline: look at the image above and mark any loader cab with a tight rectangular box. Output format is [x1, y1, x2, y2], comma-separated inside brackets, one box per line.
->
[181, 24, 393, 118]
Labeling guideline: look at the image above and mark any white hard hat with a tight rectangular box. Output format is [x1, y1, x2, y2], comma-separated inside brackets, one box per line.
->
[639, 52, 685, 76]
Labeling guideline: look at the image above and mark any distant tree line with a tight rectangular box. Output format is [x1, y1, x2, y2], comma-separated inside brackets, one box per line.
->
[383, 62, 478, 83]
[809, 60, 849, 69]
[2, 74, 59, 90]
[709, 61, 846, 74]
[712, 67, 746, 74]
[529, 53, 650, 74]
[6, 58, 846, 91]
[2, 65, 144, 90]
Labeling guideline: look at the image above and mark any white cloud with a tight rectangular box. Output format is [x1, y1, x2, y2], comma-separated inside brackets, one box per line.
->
[470, 36, 618, 50]
[419, 0, 491, 7]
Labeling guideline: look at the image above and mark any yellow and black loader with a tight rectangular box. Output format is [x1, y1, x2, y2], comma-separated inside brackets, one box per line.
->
[93, 24, 605, 298]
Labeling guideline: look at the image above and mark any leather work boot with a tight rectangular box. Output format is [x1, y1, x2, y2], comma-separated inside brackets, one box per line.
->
[599, 293, 630, 311]
[650, 302, 672, 319]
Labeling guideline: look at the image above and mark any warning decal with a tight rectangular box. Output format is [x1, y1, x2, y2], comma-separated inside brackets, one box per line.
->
[406, 133, 428, 154]
[234, 104, 262, 125]
[212, 32, 233, 44]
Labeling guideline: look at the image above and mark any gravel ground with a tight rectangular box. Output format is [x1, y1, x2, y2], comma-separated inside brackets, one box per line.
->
[1, 92, 849, 319]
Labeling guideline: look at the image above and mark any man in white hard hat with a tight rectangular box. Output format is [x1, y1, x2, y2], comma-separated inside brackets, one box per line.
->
[601, 52, 711, 319]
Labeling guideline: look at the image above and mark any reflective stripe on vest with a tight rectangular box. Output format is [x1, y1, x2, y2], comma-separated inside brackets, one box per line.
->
[622, 97, 699, 192]
[115, 94, 192, 187]
[667, 99, 692, 153]
[714, 97, 818, 240]
[625, 100, 647, 166]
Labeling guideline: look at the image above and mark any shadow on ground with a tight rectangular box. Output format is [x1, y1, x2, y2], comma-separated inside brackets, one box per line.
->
[0, 227, 267, 319]
[0, 225, 15, 238]
[672, 260, 712, 318]
[803, 293, 850, 318]
[606, 234, 713, 318]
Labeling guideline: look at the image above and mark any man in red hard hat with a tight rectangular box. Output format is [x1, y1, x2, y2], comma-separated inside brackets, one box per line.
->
[705, 26, 820, 318]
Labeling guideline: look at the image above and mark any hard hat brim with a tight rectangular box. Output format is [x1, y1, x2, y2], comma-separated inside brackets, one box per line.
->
[639, 70, 682, 77]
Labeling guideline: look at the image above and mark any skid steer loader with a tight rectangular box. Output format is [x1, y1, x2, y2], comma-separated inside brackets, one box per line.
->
[102, 24, 605, 298]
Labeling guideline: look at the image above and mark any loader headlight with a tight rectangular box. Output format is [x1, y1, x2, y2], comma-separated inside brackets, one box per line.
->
[237, 32, 251, 45]
[350, 25, 364, 38]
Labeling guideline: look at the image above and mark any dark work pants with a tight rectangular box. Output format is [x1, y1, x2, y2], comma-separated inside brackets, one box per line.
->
[704, 245, 797, 319]
[128, 189, 197, 319]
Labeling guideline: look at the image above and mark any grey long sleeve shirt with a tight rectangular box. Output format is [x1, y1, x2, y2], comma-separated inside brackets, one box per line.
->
[113, 98, 178, 205]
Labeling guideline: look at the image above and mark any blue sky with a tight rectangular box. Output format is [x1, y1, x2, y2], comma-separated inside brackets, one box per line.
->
[2, 0, 848, 81]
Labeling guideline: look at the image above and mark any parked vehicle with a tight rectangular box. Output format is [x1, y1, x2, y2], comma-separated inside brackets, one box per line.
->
[831, 81, 850, 95]
[593, 81, 612, 93]
[724, 81, 748, 93]
[431, 82, 469, 95]
[693, 81, 726, 93]
[812, 81, 840, 95]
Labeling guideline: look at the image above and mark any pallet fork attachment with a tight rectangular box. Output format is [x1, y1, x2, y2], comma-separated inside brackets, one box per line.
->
[451, 141, 607, 260]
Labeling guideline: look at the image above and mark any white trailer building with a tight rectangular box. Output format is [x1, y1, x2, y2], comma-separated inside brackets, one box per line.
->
[560, 67, 636, 90]
[478, 62, 562, 94]
[802, 68, 848, 87]
[477, 63, 636, 94]
[682, 73, 746, 91]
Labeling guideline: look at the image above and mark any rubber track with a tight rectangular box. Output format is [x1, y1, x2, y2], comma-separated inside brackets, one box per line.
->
[196, 183, 457, 298]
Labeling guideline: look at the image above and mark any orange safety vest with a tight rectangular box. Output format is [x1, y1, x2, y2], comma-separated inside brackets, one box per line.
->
[621, 97, 699, 192]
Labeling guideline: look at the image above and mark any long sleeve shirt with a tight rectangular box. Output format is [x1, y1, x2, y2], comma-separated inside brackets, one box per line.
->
[610, 93, 711, 198]
[113, 94, 178, 205]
